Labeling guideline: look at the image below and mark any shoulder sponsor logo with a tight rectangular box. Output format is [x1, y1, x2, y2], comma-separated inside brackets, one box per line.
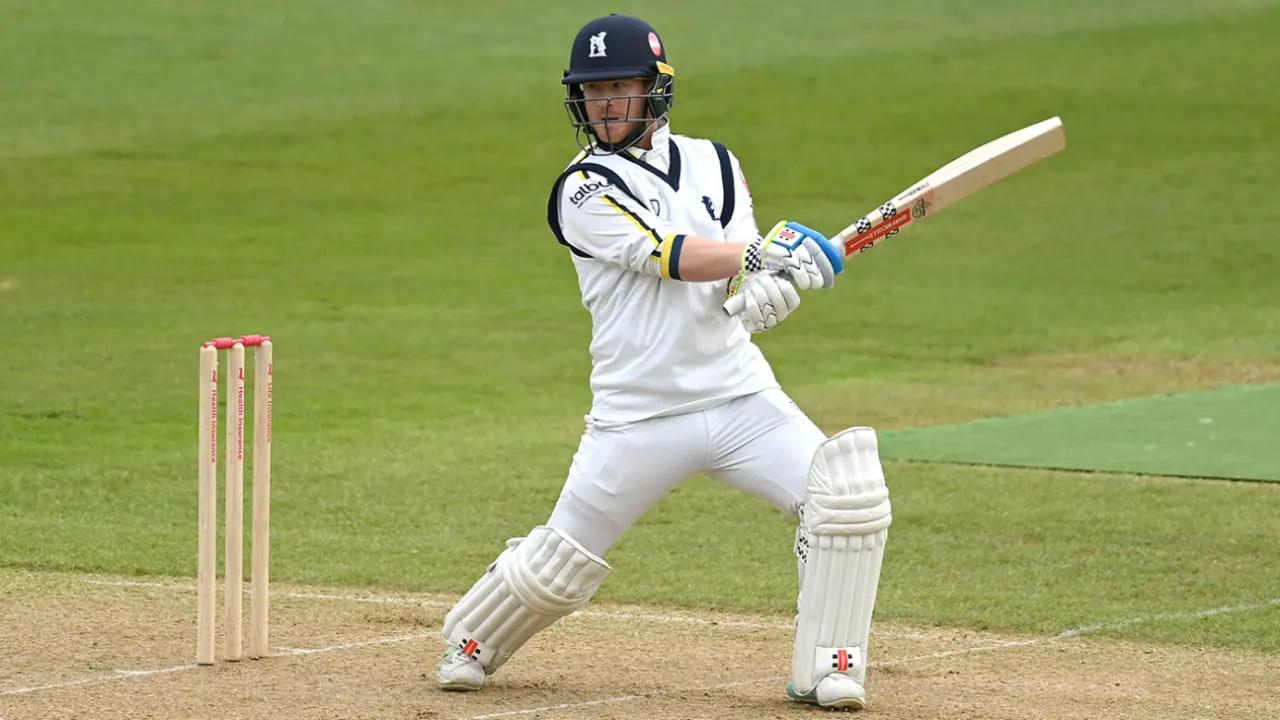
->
[568, 178, 612, 207]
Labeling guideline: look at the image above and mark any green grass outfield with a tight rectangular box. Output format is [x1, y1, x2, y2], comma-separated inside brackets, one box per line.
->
[2, 1, 1279, 652]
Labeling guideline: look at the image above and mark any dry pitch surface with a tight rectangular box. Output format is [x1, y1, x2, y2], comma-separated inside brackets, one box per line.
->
[2, 572, 1277, 719]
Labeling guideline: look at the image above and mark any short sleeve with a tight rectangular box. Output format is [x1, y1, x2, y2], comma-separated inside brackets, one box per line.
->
[558, 169, 690, 279]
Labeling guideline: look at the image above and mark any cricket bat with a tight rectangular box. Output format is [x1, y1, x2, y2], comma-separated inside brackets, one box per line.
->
[725, 116, 1066, 316]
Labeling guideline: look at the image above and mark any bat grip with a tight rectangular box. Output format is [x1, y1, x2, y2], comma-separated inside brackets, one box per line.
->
[722, 293, 746, 317]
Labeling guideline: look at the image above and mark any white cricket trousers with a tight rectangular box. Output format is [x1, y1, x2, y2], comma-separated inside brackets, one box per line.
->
[546, 387, 826, 557]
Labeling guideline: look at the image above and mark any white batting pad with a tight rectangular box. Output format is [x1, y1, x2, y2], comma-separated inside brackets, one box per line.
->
[442, 525, 611, 672]
[792, 427, 892, 694]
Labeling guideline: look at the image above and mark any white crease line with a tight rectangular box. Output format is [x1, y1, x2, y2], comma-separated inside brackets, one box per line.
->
[86, 579, 797, 630]
[1058, 597, 1280, 638]
[75, 578, 1280, 639]
[584, 610, 924, 638]
[0, 664, 195, 697]
[465, 642, 1051, 720]
[86, 579, 453, 609]
[113, 664, 197, 677]
[1, 675, 106, 697]
[278, 631, 435, 656]
[468, 692, 645, 720]
[0, 629, 431, 698]
[874, 637, 1044, 666]
[85, 578, 915, 635]
[53, 575, 1280, 718]
[578, 608, 790, 631]
[460, 598, 1280, 720]
[468, 674, 782, 720]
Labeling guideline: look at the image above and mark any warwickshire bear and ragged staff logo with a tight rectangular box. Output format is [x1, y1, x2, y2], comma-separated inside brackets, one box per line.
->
[588, 31, 607, 58]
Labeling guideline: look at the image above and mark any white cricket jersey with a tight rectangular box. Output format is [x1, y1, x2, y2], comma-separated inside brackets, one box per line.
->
[548, 123, 779, 423]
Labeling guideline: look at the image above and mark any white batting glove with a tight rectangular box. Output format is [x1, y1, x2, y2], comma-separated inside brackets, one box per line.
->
[741, 220, 844, 290]
[722, 272, 801, 333]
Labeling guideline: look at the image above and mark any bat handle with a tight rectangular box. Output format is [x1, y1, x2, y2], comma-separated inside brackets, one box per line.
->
[722, 293, 746, 317]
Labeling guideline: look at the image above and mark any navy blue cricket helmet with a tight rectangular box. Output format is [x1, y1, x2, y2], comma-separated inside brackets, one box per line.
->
[562, 14, 675, 154]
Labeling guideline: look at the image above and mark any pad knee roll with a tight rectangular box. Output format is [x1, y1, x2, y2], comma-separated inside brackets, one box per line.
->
[793, 427, 891, 694]
[442, 525, 611, 673]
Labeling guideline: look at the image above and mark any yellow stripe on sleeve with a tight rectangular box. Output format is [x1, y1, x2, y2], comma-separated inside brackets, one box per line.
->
[601, 195, 662, 247]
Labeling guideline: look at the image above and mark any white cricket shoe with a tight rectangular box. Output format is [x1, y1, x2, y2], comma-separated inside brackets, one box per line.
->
[436, 647, 485, 691]
[786, 674, 866, 711]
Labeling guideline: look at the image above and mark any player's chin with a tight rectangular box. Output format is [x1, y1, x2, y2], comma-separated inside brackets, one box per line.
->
[596, 122, 639, 146]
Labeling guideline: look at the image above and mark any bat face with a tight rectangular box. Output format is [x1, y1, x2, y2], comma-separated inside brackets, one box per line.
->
[724, 118, 1064, 320]
[834, 117, 1066, 258]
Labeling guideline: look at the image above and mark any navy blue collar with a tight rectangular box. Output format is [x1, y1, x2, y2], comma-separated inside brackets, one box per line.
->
[620, 137, 681, 191]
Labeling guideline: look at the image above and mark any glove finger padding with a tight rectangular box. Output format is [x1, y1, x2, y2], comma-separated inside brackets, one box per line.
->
[743, 280, 774, 331]
[801, 237, 837, 289]
[729, 273, 801, 333]
[776, 273, 802, 312]
[784, 244, 818, 290]
[758, 277, 787, 329]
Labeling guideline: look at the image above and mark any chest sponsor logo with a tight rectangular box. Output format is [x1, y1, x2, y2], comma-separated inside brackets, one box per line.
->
[568, 179, 612, 207]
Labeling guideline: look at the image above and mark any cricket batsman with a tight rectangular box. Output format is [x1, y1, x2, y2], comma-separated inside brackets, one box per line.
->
[436, 14, 892, 710]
